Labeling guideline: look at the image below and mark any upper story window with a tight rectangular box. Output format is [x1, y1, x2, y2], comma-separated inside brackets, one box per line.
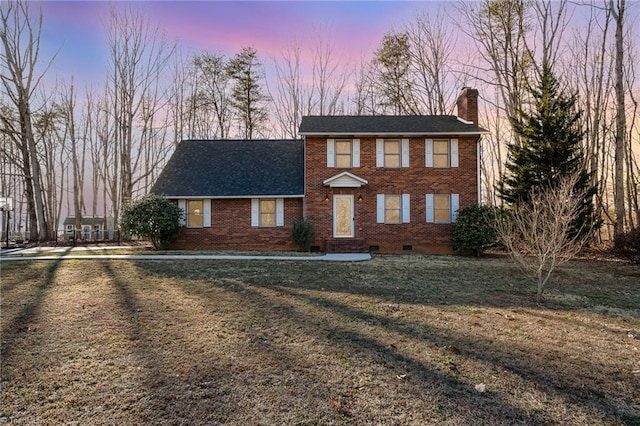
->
[376, 138, 409, 168]
[327, 139, 360, 168]
[384, 140, 401, 168]
[425, 139, 458, 168]
[335, 140, 353, 168]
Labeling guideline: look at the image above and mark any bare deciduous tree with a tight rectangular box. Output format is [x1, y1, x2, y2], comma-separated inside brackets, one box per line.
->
[193, 51, 232, 138]
[270, 43, 305, 139]
[494, 173, 593, 302]
[406, 9, 458, 115]
[0, 0, 53, 241]
[458, 0, 534, 130]
[104, 6, 174, 224]
[609, 0, 628, 241]
[308, 32, 349, 116]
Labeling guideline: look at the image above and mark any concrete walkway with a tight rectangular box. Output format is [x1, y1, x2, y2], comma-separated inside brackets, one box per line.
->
[0, 245, 371, 262]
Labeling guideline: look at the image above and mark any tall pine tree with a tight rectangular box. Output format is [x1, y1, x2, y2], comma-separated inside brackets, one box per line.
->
[226, 47, 269, 139]
[498, 61, 599, 238]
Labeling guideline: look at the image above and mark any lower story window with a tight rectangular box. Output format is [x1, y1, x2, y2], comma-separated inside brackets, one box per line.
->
[187, 199, 203, 228]
[434, 194, 451, 223]
[426, 193, 459, 223]
[385, 195, 402, 223]
[377, 194, 410, 224]
[251, 198, 284, 227]
[259, 199, 276, 227]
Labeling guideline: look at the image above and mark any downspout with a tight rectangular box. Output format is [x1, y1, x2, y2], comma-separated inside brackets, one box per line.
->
[477, 137, 482, 205]
[302, 136, 307, 217]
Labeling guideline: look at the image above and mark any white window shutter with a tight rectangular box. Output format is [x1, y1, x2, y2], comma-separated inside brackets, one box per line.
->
[327, 139, 335, 167]
[352, 139, 360, 167]
[450, 139, 459, 167]
[178, 199, 186, 226]
[251, 199, 260, 227]
[451, 194, 460, 222]
[376, 139, 384, 167]
[425, 194, 434, 223]
[425, 139, 433, 167]
[376, 194, 385, 223]
[401, 139, 410, 167]
[203, 199, 211, 227]
[402, 193, 410, 223]
[276, 198, 284, 226]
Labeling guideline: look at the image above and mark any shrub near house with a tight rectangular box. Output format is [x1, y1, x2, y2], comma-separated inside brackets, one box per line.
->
[151, 88, 487, 253]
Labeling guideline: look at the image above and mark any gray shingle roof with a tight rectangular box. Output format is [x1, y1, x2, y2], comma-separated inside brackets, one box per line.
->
[298, 115, 488, 135]
[63, 216, 106, 226]
[151, 139, 304, 198]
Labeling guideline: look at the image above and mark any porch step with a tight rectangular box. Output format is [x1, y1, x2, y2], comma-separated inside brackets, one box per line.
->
[325, 238, 368, 253]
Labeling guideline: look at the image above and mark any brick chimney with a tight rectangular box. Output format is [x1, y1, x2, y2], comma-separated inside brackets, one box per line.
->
[456, 87, 479, 125]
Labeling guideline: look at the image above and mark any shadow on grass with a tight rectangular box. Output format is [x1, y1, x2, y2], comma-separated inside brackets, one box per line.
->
[100, 261, 244, 424]
[1, 250, 69, 362]
[132, 257, 639, 424]
[271, 284, 637, 423]
[141, 267, 548, 424]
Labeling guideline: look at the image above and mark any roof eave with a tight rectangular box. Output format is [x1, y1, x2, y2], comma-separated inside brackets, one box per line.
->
[299, 131, 490, 137]
[158, 194, 305, 199]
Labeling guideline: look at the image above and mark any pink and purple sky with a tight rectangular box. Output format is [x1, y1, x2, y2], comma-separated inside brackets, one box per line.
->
[39, 1, 450, 87]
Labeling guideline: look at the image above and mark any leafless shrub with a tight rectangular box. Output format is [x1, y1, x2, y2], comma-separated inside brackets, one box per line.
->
[495, 173, 593, 302]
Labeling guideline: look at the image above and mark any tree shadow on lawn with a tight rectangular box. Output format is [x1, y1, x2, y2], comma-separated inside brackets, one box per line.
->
[269, 284, 638, 424]
[155, 272, 548, 424]
[100, 261, 247, 424]
[133, 258, 640, 424]
[1, 253, 68, 362]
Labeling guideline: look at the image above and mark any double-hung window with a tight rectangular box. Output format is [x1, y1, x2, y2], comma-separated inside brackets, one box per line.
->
[327, 139, 360, 168]
[259, 199, 276, 227]
[187, 200, 204, 228]
[425, 194, 459, 223]
[251, 198, 284, 227]
[376, 194, 410, 224]
[177, 199, 211, 227]
[425, 139, 458, 168]
[376, 139, 409, 168]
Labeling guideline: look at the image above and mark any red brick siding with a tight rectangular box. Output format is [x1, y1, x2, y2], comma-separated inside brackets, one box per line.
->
[171, 198, 302, 251]
[304, 136, 479, 253]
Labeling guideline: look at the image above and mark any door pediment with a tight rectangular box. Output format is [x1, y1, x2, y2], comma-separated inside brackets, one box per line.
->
[323, 171, 368, 188]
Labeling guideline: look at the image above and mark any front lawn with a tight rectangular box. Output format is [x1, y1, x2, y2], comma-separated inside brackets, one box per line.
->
[1, 254, 638, 425]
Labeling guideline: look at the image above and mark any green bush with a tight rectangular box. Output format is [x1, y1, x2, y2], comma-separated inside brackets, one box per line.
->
[291, 218, 315, 252]
[120, 195, 183, 250]
[453, 205, 500, 256]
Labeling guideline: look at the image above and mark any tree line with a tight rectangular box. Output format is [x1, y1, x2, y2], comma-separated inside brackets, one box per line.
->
[0, 0, 637, 245]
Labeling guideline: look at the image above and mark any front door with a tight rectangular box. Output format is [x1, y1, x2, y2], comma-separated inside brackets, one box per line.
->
[333, 195, 354, 238]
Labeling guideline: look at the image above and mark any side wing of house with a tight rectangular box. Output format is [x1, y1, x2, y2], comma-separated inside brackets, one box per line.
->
[150, 139, 304, 251]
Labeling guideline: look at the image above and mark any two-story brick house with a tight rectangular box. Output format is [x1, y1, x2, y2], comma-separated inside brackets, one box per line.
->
[151, 88, 486, 253]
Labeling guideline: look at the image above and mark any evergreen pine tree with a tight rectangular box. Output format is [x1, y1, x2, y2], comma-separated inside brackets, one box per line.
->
[497, 61, 599, 238]
[226, 47, 269, 139]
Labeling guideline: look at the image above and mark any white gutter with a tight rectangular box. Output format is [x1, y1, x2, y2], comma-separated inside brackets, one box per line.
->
[164, 195, 305, 199]
[298, 131, 491, 137]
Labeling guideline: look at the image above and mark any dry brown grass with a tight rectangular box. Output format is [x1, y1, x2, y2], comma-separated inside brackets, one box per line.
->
[1, 254, 639, 425]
